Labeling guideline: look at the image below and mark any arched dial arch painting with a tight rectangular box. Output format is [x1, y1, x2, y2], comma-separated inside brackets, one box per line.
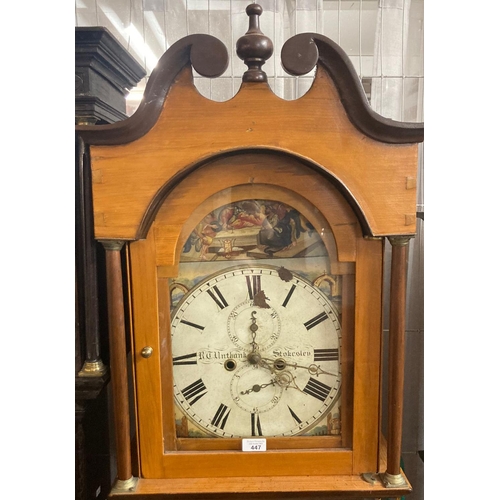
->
[169, 198, 345, 440]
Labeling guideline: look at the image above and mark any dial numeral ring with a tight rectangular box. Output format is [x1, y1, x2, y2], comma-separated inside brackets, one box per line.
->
[171, 265, 342, 438]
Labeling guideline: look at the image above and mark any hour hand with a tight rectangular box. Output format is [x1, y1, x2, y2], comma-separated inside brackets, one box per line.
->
[240, 380, 275, 395]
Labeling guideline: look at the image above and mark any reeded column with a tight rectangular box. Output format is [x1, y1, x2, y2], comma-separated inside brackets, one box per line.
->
[383, 235, 412, 488]
[76, 128, 107, 377]
[100, 240, 136, 490]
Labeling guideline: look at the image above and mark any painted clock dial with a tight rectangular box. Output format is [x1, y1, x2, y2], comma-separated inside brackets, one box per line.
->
[171, 265, 342, 438]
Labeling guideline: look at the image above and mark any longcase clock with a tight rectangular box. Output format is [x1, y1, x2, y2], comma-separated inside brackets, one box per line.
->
[76, 4, 423, 498]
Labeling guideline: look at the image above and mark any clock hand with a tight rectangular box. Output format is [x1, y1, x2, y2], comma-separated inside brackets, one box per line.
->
[304, 363, 336, 377]
[245, 311, 265, 365]
[260, 357, 337, 377]
[249, 311, 259, 352]
[242, 355, 308, 397]
[274, 371, 304, 393]
[247, 354, 274, 372]
[239, 372, 306, 395]
[240, 379, 276, 395]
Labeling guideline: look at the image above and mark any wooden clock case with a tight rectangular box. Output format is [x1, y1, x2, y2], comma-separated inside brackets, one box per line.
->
[76, 4, 423, 498]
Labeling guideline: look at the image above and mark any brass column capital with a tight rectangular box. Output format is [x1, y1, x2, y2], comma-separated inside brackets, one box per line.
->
[75, 117, 98, 126]
[100, 240, 125, 252]
[387, 235, 413, 247]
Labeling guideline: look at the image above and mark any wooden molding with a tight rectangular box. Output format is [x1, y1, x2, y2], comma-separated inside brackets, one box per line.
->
[84, 67, 420, 240]
[76, 34, 228, 145]
[281, 33, 424, 144]
[77, 32, 423, 147]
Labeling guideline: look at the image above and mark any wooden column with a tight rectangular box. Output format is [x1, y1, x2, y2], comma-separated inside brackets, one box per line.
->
[384, 235, 412, 488]
[101, 240, 136, 490]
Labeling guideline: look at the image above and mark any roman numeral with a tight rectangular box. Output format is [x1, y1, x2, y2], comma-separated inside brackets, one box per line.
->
[172, 352, 198, 365]
[246, 275, 261, 300]
[314, 348, 339, 362]
[303, 377, 332, 402]
[179, 319, 205, 331]
[304, 311, 329, 330]
[281, 284, 296, 308]
[181, 378, 208, 406]
[212, 403, 231, 430]
[207, 285, 229, 310]
[288, 406, 302, 425]
[251, 412, 263, 436]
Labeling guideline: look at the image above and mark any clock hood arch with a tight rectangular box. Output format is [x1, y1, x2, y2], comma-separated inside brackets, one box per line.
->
[77, 32, 422, 242]
[149, 151, 363, 275]
[75, 33, 423, 147]
[139, 148, 369, 242]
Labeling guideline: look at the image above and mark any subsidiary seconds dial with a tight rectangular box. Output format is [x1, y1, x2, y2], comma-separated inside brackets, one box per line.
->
[170, 266, 342, 438]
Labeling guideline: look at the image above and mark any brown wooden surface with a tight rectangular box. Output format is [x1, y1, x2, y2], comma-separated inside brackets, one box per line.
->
[340, 274, 355, 449]
[87, 66, 418, 241]
[110, 474, 411, 499]
[132, 475, 409, 497]
[109, 436, 411, 498]
[128, 234, 165, 478]
[351, 237, 384, 474]
[109, 454, 411, 500]
[125, 244, 142, 477]
[386, 241, 408, 475]
[152, 448, 353, 479]
[176, 436, 342, 451]
[105, 245, 132, 481]
[158, 277, 177, 453]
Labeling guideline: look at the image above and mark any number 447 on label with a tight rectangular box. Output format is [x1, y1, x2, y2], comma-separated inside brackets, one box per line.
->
[242, 438, 267, 452]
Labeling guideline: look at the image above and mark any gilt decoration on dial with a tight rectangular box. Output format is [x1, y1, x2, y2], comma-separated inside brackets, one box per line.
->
[170, 199, 343, 438]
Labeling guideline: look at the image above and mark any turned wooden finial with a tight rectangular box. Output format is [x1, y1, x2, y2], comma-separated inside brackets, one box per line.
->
[236, 3, 273, 82]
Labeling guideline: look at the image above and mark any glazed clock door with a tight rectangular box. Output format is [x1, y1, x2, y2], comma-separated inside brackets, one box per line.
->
[129, 153, 383, 479]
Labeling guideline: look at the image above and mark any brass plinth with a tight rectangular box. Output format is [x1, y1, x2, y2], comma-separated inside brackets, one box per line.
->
[382, 471, 409, 488]
[111, 476, 138, 493]
[78, 359, 108, 377]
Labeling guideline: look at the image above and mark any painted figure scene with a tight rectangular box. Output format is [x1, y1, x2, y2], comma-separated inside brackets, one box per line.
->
[181, 199, 326, 262]
[171, 199, 342, 311]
